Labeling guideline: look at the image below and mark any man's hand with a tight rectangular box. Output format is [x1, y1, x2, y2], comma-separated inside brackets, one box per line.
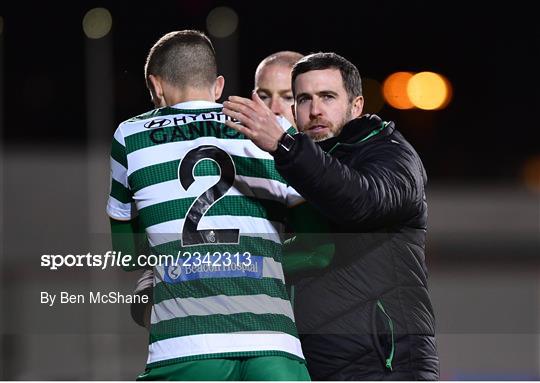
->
[223, 92, 285, 153]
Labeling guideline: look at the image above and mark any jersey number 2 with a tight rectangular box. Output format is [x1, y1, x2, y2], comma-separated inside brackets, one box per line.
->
[179, 145, 240, 246]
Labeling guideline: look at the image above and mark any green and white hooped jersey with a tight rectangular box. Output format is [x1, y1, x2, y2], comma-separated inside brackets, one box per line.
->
[106, 101, 304, 368]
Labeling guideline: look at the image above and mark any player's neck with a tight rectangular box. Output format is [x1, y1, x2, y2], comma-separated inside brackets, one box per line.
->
[164, 87, 217, 106]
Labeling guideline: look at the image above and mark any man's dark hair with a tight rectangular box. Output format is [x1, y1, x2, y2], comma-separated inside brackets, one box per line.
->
[291, 52, 362, 101]
[145, 30, 217, 89]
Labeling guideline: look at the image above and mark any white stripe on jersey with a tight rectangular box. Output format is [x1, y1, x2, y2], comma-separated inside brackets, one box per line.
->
[145, 217, 284, 248]
[134, 175, 289, 210]
[151, 294, 294, 324]
[106, 196, 137, 221]
[113, 126, 126, 145]
[147, 333, 304, 364]
[126, 137, 274, 176]
[110, 157, 129, 188]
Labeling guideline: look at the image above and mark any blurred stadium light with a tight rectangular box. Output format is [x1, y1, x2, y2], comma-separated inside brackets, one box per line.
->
[383, 71, 452, 110]
[407, 71, 452, 110]
[206, 6, 239, 99]
[522, 155, 540, 192]
[206, 6, 238, 38]
[83, 8, 112, 40]
[382, 71, 415, 109]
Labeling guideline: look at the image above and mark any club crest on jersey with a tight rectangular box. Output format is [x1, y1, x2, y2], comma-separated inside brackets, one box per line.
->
[166, 264, 182, 280]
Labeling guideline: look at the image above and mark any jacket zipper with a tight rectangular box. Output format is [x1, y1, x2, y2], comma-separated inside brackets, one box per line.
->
[377, 299, 395, 371]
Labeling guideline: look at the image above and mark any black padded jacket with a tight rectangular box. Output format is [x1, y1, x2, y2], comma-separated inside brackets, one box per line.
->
[274, 114, 439, 380]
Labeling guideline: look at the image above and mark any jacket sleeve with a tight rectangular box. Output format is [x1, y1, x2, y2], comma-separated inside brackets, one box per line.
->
[274, 133, 425, 230]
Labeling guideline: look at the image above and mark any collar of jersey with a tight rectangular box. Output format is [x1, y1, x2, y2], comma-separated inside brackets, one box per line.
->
[171, 100, 222, 110]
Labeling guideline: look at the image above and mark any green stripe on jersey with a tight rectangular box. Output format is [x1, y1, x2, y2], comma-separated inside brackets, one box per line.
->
[154, 277, 288, 304]
[138, 195, 286, 230]
[151, 236, 283, 264]
[286, 126, 297, 135]
[111, 137, 127, 168]
[125, 121, 246, 154]
[128, 156, 286, 193]
[110, 179, 133, 204]
[149, 313, 298, 343]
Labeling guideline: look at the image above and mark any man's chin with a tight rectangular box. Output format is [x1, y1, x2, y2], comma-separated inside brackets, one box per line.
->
[310, 132, 334, 142]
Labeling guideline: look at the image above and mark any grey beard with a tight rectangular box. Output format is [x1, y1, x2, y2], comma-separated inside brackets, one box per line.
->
[312, 131, 336, 142]
[303, 106, 353, 142]
[313, 111, 351, 142]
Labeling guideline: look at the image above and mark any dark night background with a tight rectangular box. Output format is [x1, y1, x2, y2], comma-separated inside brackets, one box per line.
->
[0, 0, 539, 380]
[1, 0, 539, 181]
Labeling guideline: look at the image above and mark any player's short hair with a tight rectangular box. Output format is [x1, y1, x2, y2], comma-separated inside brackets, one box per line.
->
[291, 52, 362, 101]
[144, 30, 217, 90]
[255, 51, 304, 84]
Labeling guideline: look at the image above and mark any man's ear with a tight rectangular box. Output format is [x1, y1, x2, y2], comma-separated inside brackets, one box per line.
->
[148, 74, 164, 107]
[214, 75, 225, 101]
[351, 96, 364, 118]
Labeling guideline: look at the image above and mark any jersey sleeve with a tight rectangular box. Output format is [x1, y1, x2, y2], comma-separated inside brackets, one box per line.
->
[276, 115, 297, 135]
[275, 116, 303, 207]
[106, 125, 138, 220]
[285, 185, 304, 207]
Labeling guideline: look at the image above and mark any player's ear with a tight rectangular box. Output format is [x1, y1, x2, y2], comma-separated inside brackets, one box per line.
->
[351, 95, 364, 118]
[214, 75, 225, 101]
[147, 74, 165, 107]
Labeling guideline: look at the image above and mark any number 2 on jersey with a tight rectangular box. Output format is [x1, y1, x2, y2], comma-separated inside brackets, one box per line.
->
[178, 145, 240, 246]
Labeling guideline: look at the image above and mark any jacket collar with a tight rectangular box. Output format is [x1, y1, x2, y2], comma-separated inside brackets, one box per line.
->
[318, 114, 393, 153]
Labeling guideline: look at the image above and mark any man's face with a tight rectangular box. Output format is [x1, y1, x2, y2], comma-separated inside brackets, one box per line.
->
[255, 64, 296, 127]
[293, 69, 357, 142]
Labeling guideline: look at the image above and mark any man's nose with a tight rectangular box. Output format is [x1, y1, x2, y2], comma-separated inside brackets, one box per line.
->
[309, 98, 322, 117]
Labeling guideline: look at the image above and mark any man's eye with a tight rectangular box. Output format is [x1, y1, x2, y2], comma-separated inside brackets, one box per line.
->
[283, 96, 294, 103]
[322, 94, 335, 100]
[257, 93, 269, 101]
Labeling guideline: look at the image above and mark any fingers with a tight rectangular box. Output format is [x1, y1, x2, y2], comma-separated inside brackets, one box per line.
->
[222, 106, 249, 125]
[223, 100, 255, 122]
[222, 101, 247, 114]
[227, 94, 267, 114]
[228, 95, 251, 104]
[251, 91, 266, 107]
[226, 96, 255, 112]
[222, 104, 250, 134]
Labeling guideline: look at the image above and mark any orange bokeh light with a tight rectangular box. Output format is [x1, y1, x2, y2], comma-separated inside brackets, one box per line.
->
[407, 72, 452, 110]
[522, 155, 540, 193]
[382, 72, 414, 110]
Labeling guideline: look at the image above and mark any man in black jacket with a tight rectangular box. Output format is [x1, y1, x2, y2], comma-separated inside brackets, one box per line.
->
[223, 52, 439, 380]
